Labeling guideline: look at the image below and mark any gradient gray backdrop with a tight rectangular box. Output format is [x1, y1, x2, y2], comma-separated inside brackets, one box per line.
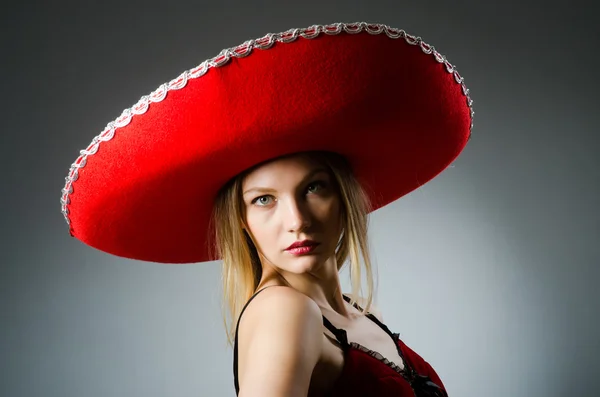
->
[2, 1, 598, 396]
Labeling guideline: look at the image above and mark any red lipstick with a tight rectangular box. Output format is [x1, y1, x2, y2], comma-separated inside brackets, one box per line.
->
[286, 239, 318, 250]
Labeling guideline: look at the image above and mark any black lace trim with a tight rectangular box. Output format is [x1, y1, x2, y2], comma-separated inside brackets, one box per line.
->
[326, 295, 448, 397]
[339, 310, 447, 397]
[348, 341, 411, 377]
[333, 296, 413, 378]
[348, 340, 447, 396]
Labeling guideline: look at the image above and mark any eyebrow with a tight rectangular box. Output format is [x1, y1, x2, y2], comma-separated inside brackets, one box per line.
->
[243, 167, 329, 196]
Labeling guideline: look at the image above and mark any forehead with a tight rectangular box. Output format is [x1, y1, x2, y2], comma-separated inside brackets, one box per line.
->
[242, 153, 326, 186]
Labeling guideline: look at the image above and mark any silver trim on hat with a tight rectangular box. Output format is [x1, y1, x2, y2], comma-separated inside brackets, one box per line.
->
[60, 22, 474, 231]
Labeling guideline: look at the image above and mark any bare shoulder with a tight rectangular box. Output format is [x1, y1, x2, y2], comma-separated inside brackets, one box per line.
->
[237, 286, 323, 397]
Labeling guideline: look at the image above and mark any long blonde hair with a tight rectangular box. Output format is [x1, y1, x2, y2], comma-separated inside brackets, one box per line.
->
[210, 151, 376, 346]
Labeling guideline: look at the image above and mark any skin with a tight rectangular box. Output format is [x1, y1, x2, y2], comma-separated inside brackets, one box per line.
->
[237, 153, 352, 396]
[242, 153, 348, 314]
[236, 153, 388, 397]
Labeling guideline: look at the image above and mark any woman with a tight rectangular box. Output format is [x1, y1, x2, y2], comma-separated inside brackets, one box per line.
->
[61, 22, 472, 396]
[218, 150, 451, 396]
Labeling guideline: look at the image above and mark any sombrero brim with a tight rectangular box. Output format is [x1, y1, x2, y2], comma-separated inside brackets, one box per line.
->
[61, 22, 473, 264]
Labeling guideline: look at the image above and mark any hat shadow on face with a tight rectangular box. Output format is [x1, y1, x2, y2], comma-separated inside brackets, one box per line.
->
[236, 151, 352, 267]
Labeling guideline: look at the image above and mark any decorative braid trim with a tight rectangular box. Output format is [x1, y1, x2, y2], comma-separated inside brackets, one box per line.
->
[350, 341, 412, 377]
[60, 22, 474, 230]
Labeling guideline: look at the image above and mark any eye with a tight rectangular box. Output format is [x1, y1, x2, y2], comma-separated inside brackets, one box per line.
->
[307, 180, 327, 194]
[251, 195, 274, 206]
[250, 180, 328, 207]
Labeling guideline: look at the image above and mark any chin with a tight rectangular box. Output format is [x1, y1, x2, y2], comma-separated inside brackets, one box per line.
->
[284, 254, 327, 274]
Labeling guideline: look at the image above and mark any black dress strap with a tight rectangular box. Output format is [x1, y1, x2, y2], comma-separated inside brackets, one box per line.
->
[235, 289, 354, 393]
[342, 294, 393, 336]
[322, 315, 349, 348]
[321, 294, 365, 348]
[328, 296, 448, 396]
[331, 295, 414, 371]
[233, 285, 278, 395]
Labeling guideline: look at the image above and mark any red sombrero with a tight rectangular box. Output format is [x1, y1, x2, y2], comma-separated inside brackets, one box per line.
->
[60, 22, 474, 264]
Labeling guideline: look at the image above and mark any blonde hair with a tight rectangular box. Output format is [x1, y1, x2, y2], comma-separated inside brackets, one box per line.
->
[210, 151, 376, 346]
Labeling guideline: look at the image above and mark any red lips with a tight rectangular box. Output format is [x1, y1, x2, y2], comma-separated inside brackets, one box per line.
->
[286, 239, 319, 250]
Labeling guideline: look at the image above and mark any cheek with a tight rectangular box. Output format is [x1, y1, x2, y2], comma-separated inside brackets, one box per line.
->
[321, 198, 343, 233]
[245, 216, 274, 253]
[329, 196, 342, 221]
[244, 211, 262, 235]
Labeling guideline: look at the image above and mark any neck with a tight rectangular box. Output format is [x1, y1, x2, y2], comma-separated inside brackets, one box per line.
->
[256, 255, 351, 318]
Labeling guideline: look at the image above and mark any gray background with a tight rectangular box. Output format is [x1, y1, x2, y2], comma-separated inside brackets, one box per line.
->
[2, 0, 598, 396]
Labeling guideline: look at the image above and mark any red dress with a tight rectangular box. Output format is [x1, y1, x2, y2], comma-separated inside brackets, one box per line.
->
[234, 289, 448, 396]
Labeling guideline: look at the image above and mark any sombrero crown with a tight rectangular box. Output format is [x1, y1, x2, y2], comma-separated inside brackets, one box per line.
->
[60, 22, 474, 264]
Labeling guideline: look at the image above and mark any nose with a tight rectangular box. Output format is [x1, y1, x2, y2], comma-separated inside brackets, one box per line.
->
[284, 197, 312, 232]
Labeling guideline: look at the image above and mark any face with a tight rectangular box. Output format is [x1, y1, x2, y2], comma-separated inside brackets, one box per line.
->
[241, 153, 343, 276]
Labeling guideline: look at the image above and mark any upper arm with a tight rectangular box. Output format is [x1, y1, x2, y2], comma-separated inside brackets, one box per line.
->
[237, 287, 323, 397]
